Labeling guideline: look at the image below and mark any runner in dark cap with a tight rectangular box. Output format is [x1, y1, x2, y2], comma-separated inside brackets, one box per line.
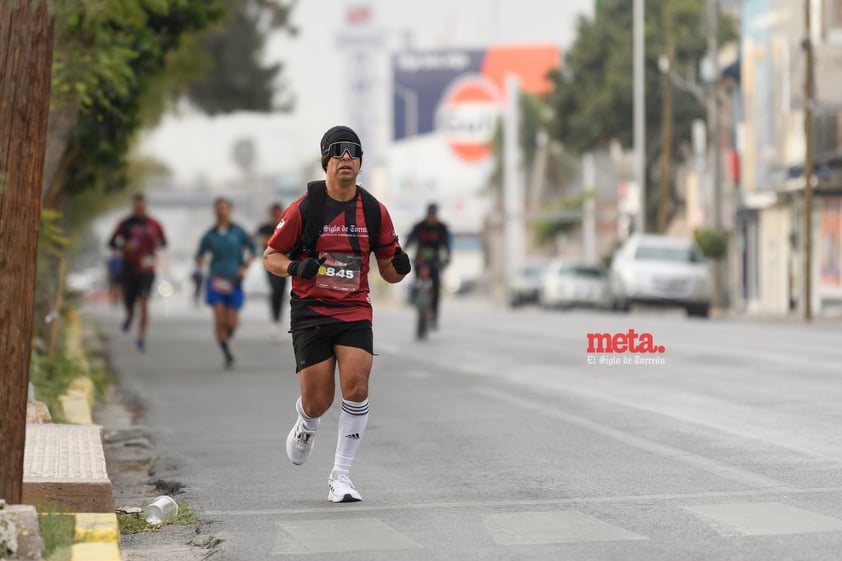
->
[263, 124, 411, 503]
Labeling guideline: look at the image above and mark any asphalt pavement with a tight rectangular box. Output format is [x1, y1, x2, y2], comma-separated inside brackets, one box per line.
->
[85, 290, 842, 561]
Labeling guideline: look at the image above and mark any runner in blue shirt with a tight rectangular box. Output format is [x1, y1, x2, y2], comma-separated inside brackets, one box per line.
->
[195, 197, 258, 368]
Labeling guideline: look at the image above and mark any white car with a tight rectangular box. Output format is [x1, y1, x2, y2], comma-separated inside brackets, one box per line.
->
[540, 261, 610, 310]
[508, 261, 549, 307]
[609, 234, 713, 318]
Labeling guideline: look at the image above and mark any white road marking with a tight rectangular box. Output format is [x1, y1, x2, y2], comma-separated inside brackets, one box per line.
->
[483, 511, 647, 545]
[272, 518, 422, 554]
[475, 387, 791, 490]
[683, 502, 842, 536]
[202, 487, 842, 517]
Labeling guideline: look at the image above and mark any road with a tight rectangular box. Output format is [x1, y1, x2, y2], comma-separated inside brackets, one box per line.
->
[86, 291, 842, 561]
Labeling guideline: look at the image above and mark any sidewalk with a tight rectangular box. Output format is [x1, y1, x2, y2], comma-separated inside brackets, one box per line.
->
[81, 307, 220, 561]
[19, 311, 121, 561]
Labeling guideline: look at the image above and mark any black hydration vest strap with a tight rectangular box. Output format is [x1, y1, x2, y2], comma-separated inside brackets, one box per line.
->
[290, 181, 384, 259]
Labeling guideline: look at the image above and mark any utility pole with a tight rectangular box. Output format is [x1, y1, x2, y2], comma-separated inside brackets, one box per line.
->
[582, 153, 597, 262]
[658, 46, 675, 234]
[803, 0, 815, 321]
[634, 0, 646, 234]
[0, 0, 56, 504]
[0, 0, 53, 503]
[707, 0, 724, 310]
[503, 74, 525, 295]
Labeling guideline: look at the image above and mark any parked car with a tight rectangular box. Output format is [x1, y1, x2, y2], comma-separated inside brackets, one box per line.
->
[539, 260, 610, 310]
[608, 234, 713, 317]
[508, 261, 549, 307]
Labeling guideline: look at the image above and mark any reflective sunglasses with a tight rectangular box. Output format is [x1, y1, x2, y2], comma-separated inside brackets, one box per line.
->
[326, 142, 363, 159]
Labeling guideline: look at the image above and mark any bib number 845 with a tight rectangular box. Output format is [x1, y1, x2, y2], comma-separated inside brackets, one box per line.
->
[324, 267, 355, 280]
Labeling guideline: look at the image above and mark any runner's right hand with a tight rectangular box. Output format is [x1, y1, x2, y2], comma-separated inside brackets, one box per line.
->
[287, 257, 326, 279]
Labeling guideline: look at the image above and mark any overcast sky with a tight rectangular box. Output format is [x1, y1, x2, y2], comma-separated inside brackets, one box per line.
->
[139, 0, 594, 185]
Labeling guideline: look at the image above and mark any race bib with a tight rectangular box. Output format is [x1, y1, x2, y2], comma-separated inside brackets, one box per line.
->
[140, 255, 155, 269]
[315, 252, 362, 292]
[210, 276, 235, 295]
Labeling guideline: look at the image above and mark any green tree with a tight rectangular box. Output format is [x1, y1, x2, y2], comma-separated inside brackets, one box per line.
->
[44, 0, 299, 208]
[44, 0, 224, 208]
[546, 0, 736, 228]
[486, 92, 584, 252]
[186, 0, 298, 114]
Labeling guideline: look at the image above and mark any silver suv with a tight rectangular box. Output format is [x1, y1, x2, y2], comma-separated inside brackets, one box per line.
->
[609, 234, 713, 318]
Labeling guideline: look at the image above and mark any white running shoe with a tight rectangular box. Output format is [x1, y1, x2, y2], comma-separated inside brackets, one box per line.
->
[285, 417, 316, 465]
[328, 473, 362, 503]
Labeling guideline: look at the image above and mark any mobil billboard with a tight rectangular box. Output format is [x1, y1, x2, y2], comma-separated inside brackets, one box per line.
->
[389, 45, 560, 232]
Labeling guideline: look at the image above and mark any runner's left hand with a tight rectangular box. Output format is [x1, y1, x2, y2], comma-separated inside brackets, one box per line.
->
[391, 247, 411, 275]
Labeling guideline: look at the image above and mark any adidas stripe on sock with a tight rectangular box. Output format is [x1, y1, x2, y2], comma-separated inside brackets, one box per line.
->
[333, 399, 369, 477]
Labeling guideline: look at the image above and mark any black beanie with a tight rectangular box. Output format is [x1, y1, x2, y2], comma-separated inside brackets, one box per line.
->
[320, 125, 362, 154]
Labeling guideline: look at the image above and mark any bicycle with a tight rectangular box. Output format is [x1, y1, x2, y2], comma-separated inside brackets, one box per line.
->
[411, 261, 435, 340]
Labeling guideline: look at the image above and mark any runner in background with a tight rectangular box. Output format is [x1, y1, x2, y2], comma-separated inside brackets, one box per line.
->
[105, 251, 124, 307]
[108, 193, 167, 352]
[256, 202, 288, 338]
[195, 197, 258, 369]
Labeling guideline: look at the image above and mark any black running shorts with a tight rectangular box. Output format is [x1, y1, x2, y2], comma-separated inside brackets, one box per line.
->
[291, 320, 373, 372]
[123, 271, 155, 303]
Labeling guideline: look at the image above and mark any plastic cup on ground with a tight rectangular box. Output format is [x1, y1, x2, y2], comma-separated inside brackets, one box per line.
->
[142, 495, 178, 524]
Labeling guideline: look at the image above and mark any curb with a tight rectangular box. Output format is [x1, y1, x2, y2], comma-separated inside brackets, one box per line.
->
[61, 314, 123, 561]
[60, 375, 96, 424]
[74, 513, 120, 543]
[71, 542, 122, 561]
[72, 513, 121, 561]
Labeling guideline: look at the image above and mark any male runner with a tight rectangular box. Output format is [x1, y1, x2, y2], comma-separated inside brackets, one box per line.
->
[263, 125, 411, 502]
[108, 193, 167, 351]
[195, 197, 258, 368]
[256, 202, 288, 337]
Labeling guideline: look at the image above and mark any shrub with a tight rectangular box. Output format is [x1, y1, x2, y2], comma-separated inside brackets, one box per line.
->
[693, 227, 728, 260]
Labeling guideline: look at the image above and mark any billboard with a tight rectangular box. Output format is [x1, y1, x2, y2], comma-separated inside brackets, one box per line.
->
[389, 45, 560, 232]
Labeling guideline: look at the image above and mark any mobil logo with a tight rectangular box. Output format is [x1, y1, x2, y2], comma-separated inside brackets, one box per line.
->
[435, 74, 502, 163]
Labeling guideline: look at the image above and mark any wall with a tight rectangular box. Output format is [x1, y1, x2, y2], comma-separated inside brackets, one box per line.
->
[756, 204, 792, 313]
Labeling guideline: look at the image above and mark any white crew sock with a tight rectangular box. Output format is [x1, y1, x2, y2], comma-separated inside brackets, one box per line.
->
[332, 399, 369, 477]
[296, 396, 320, 431]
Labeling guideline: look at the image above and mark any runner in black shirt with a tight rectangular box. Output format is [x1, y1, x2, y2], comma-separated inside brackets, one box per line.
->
[256, 203, 287, 338]
[405, 203, 451, 329]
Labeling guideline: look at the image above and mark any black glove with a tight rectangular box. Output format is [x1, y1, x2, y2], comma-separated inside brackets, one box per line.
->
[287, 257, 325, 279]
[391, 247, 411, 275]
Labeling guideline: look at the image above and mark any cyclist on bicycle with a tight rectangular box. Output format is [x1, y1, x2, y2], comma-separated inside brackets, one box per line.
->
[405, 203, 451, 329]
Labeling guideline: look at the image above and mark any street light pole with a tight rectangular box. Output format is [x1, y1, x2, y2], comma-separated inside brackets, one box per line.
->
[634, 0, 646, 234]
[803, 0, 815, 321]
[708, 0, 721, 232]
